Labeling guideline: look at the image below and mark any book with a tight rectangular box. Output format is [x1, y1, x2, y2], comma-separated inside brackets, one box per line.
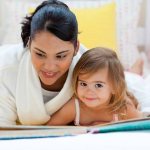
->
[0, 117, 150, 140]
[0, 125, 87, 140]
[88, 117, 150, 133]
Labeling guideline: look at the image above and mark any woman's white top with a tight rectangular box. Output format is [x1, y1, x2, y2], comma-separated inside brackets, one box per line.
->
[0, 43, 86, 125]
[42, 88, 59, 103]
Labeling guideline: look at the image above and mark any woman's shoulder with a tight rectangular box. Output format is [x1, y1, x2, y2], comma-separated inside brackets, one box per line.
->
[79, 44, 87, 55]
[0, 43, 26, 70]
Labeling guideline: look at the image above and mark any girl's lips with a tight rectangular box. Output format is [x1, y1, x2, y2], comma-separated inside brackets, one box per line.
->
[41, 71, 58, 78]
[85, 97, 96, 101]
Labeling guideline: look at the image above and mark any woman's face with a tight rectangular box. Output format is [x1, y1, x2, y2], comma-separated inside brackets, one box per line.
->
[30, 31, 78, 90]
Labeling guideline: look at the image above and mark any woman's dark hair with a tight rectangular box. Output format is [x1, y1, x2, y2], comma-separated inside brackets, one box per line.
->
[21, 0, 78, 48]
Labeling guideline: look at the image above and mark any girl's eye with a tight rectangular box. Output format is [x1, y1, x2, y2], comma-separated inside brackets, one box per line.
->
[95, 83, 103, 88]
[35, 52, 45, 58]
[80, 82, 87, 87]
[56, 55, 67, 59]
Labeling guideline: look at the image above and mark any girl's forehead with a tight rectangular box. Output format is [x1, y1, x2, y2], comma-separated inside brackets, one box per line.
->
[78, 68, 109, 81]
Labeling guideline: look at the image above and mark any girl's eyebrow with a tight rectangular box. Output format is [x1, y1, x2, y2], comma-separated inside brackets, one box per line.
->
[95, 81, 106, 84]
[78, 79, 85, 82]
[78, 79, 105, 84]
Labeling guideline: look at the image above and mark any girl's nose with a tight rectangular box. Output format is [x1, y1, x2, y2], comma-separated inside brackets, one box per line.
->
[86, 85, 95, 94]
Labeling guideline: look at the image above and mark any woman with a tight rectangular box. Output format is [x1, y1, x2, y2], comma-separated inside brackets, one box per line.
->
[0, 0, 85, 125]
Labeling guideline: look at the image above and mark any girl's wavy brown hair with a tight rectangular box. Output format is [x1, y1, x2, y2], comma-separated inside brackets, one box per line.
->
[72, 47, 138, 112]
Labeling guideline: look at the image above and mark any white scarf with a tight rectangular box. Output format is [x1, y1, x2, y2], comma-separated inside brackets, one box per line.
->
[16, 50, 77, 125]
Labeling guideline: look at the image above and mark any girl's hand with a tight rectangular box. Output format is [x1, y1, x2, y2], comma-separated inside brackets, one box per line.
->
[89, 121, 111, 126]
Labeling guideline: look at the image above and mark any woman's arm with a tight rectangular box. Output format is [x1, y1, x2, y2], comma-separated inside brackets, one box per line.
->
[0, 82, 17, 125]
[46, 98, 76, 125]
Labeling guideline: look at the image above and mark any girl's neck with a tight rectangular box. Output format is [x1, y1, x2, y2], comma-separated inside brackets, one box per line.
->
[41, 71, 68, 92]
[80, 101, 107, 113]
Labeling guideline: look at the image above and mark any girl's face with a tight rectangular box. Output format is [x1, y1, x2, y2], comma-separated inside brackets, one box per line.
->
[77, 68, 114, 109]
[30, 31, 78, 90]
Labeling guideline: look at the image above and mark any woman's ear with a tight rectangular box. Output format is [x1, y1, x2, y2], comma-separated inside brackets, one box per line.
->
[27, 36, 31, 49]
[74, 40, 79, 56]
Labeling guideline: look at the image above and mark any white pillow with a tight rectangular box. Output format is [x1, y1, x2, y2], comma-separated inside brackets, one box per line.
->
[125, 72, 150, 112]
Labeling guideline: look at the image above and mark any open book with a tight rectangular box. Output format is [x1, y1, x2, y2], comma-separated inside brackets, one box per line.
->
[0, 117, 150, 140]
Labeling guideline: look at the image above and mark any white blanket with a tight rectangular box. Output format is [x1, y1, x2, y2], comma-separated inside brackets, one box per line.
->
[125, 72, 150, 112]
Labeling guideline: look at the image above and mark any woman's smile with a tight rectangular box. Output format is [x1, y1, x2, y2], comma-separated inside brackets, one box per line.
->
[41, 70, 58, 78]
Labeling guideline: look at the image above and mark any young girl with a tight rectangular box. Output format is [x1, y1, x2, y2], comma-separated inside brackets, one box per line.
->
[47, 47, 143, 126]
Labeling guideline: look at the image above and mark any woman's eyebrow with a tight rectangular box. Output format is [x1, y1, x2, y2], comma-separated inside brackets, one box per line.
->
[56, 50, 70, 55]
[34, 47, 69, 55]
[34, 47, 46, 54]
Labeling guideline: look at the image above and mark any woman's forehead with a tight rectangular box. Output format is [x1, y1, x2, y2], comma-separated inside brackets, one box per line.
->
[31, 31, 75, 53]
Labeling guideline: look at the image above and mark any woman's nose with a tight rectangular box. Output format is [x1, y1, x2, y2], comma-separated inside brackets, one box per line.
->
[44, 60, 57, 70]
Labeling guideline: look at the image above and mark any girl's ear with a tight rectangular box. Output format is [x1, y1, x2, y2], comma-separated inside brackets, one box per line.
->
[74, 40, 79, 56]
[110, 87, 115, 95]
[112, 90, 115, 95]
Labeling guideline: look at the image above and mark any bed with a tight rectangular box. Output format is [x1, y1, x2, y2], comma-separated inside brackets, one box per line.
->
[1, 132, 150, 150]
[0, 0, 150, 148]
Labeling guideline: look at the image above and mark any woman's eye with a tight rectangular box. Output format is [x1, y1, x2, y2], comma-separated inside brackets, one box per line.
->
[56, 55, 67, 59]
[80, 82, 87, 87]
[35, 52, 45, 58]
[95, 83, 103, 88]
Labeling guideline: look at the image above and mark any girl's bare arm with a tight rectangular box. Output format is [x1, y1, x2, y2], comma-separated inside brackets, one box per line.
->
[46, 98, 76, 125]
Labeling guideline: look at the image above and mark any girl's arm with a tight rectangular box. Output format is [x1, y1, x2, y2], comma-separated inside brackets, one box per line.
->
[46, 98, 76, 125]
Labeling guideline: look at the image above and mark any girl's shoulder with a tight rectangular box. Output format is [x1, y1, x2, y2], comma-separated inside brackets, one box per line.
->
[117, 96, 142, 120]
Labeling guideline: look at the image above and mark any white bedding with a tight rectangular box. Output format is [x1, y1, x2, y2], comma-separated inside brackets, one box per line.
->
[0, 132, 150, 150]
[125, 72, 150, 112]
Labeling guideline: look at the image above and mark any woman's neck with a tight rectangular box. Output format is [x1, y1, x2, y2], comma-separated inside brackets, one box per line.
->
[41, 71, 68, 92]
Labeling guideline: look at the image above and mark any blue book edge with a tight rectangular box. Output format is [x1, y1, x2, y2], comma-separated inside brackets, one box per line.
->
[89, 118, 150, 133]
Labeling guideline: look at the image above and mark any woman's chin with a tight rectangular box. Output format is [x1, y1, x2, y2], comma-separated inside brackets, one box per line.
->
[41, 79, 57, 86]
[39, 74, 59, 85]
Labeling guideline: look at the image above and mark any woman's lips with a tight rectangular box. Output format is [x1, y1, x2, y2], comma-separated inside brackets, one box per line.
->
[41, 71, 58, 78]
